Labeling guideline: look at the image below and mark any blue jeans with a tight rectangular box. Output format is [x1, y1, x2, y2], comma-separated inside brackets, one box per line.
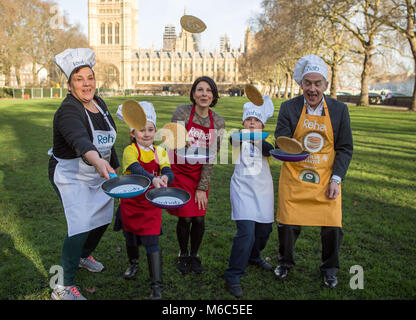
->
[224, 220, 272, 284]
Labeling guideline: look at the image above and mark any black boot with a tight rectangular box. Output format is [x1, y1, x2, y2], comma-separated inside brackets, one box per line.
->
[124, 245, 139, 280]
[124, 259, 139, 280]
[147, 251, 162, 300]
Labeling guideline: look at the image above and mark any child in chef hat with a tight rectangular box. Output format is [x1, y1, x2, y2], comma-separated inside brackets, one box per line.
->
[114, 101, 174, 300]
[224, 95, 276, 298]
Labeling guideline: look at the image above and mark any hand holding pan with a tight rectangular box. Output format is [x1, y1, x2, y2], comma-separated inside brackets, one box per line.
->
[271, 136, 310, 162]
[121, 100, 147, 130]
[157, 122, 188, 150]
[180, 15, 207, 34]
[244, 84, 263, 106]
[102, 173, 151, 199]
[146, 187, 191, 209]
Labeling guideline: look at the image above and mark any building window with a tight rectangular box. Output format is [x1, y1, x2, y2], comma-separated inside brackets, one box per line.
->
[115, 23, 120, 44]
[101, 23, 105, 44]
[108, 23, 112, 44]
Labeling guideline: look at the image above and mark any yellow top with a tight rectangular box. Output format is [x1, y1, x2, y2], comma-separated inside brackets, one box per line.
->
[122, 143, 171, 175]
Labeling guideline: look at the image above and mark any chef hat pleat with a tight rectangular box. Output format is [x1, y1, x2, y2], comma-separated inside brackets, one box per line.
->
[293, 54, 328, 85]
[54, 48, 96, 79]
[242, 95, 275, 125]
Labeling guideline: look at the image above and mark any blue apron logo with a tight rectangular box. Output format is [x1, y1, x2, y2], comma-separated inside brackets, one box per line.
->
[97, 134, 115, 144]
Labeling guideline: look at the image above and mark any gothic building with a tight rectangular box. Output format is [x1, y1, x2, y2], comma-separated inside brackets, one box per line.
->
[88, 0, 247, 90]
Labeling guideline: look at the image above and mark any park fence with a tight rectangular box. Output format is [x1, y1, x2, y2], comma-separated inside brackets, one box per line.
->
[0, 88, 136, 99]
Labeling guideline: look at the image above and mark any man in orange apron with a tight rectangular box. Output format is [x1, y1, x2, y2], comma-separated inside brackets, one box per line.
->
[274, 55, 353, 288]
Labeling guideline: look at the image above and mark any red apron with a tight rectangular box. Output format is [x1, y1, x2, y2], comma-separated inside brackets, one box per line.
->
[120, 144, 162, 235]
[167, 105, 214, 217]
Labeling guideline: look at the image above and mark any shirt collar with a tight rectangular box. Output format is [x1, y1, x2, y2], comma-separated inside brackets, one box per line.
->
[304, 96, 325, 114]
[137, 143, 154, 152]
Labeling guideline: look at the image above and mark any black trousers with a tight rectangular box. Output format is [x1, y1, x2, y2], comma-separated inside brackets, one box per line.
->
[277, 223, 344, 275]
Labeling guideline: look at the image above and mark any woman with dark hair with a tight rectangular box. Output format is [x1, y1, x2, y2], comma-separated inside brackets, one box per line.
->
[48, 48, 119, 300]
[167, 76, 225, 274]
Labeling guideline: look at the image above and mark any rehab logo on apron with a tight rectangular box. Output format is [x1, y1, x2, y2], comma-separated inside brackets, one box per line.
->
[53, 102, 117, 236]
[277, 99, 342, 227]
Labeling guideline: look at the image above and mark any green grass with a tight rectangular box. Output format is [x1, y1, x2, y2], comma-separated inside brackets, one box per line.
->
[0, 96, 415, 300]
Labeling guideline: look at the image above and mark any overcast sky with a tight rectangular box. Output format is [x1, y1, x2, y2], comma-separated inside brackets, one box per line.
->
[54, 0, 263, 51]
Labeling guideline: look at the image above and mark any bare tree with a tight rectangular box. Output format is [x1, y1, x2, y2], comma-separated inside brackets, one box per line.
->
[374, 0, 416, 111]
[316, 0, 389, 106]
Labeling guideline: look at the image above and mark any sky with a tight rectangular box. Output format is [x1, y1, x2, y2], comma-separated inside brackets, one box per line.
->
[54, 0, 263, 51]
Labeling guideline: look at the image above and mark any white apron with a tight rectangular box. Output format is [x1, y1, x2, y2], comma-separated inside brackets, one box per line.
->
[53, 102, 117, 237]
[230, 141, 274, 223]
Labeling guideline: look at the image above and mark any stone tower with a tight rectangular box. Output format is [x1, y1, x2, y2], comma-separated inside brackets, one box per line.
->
[88, 0, 139, 89]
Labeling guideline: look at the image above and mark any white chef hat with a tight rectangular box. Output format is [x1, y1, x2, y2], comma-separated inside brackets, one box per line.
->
[242, 95, 275, 125]
[54, 48, 96, 80]
[139, 101, 157, 127]
[116, 101, 157, 131]
[293, 54, 328, 85]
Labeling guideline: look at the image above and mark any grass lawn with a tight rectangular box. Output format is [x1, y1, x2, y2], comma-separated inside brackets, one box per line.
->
[0, 95, 415, 300]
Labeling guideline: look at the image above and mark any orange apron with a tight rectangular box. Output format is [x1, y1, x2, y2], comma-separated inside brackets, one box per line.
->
[277, 100, 342, 227]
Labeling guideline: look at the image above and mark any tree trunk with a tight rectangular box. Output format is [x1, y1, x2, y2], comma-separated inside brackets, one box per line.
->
[283, 72, 289, 99]
[289, 75, 294, 98]
[330, 50, 338, 99]
[359, 51, 371, 106]
[32, 61, 39, 86]
[408, 37, 416, 112]
[3, 63, 11, 87]
[330, 66, 337, 99]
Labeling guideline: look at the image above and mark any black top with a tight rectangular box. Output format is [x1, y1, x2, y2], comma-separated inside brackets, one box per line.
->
[274, 95, 353, 180]
[48, 93, 119, 177]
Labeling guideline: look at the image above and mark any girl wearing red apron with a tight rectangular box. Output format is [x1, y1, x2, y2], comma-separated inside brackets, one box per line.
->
[168, 76, 226, 275]
[115, 101, 174, 300]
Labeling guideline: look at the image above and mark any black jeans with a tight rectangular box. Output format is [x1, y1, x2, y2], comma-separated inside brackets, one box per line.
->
[225, 220, 273, 284]
[277, 223, 344, 276]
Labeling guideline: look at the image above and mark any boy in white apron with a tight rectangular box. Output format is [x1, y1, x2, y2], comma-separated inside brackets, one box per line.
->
[225, 96, 275, 298]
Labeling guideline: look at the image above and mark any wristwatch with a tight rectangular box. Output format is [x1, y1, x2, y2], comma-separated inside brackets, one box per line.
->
[330, 179, 341, 185]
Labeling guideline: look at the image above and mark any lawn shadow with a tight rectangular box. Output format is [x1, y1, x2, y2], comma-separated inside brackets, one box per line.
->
[0, 233, 46, 299]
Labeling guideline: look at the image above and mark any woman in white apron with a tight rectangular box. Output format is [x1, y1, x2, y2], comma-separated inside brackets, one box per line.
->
[48, 49, 119, 300]
[224, 96, 275, 298]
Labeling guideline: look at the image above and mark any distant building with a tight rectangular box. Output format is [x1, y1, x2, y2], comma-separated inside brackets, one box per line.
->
[0, 63, 48, 87]
[88, 0, 248, 90]
[163, 25, 176, 52]
[220, 34, 231, 53]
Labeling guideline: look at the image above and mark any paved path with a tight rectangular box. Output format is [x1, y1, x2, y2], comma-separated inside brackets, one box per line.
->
[345, 102, 409, 111]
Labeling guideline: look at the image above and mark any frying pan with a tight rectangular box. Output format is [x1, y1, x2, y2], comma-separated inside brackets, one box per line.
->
[145, 187, 191, 209]
[230, 131, 269, 141]
[102, 173, 151, 199]
[270, 149, 310, 162]
[175, 146, 216, 163]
